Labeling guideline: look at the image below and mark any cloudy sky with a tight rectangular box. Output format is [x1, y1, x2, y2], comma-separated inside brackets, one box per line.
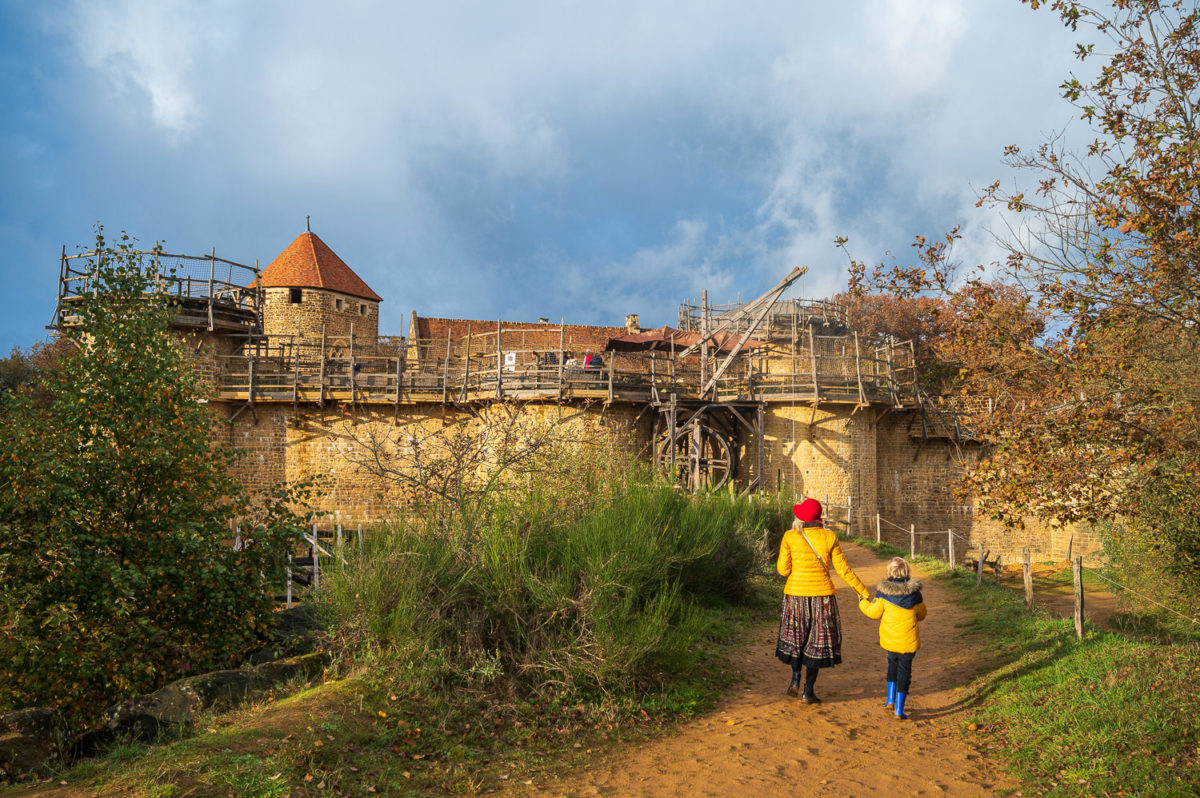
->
[0, 0, 1087, 352]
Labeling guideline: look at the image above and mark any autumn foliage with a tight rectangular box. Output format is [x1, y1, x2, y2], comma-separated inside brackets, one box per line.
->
[0, 230, 310, 727]
[851, 1, 1200, 608]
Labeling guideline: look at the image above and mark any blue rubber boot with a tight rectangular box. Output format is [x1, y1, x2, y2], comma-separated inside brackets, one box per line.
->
[894, 692, 908, 720]
[885, 681, 897, 709]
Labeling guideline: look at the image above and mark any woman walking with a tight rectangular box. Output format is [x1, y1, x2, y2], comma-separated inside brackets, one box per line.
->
[776, 498, 870, 703]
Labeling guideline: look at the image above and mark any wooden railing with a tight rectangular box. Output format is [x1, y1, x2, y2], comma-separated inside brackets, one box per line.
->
[55, 248, 262, 334]
[212, 330, 920, 407]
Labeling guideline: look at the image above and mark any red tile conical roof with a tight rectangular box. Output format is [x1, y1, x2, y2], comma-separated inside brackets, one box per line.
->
[255, 232, 383, 302]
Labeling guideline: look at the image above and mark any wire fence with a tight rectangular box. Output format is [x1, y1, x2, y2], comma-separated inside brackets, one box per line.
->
[829, 504, 1200, 636]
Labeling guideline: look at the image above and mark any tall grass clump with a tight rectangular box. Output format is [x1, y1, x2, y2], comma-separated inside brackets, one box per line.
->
[321, 463, 780, 698]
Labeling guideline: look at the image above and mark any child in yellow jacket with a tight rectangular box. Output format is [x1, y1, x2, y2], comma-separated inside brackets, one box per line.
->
[858, 557, 927, 719]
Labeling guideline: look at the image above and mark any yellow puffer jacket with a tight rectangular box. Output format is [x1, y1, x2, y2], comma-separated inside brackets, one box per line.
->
[777, 526, 869, 599]
[858, 577, 927, 653]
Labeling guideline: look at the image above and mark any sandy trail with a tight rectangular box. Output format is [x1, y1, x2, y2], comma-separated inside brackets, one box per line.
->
[512, 542, 1014, 797]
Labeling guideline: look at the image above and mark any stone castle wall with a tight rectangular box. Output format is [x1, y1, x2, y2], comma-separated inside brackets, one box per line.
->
[222, 399, 651, 527]
[757, 403, 1103, 566]
[261, 287, 379, 341]
[872, 411, 1103, 566]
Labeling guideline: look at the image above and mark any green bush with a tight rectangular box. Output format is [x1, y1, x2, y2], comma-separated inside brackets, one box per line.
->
[0, 229, 310, 728]
[322, 466, 778, 695]
[1098, 465, 1200, 635]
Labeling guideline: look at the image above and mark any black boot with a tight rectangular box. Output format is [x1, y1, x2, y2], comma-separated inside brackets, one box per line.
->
[800, 666, 821, 704]
[787, 664, 801, 696]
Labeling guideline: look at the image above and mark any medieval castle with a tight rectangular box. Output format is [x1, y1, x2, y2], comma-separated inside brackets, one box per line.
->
[54, 230, 1101, 565]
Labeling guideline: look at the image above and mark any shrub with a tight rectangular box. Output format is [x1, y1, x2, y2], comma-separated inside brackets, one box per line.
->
[0, 229, 309, 728]
[322, 464, 779, 696]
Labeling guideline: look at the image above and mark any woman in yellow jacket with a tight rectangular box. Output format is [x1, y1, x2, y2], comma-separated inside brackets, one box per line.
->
[776, 498, 870, 704]
[858, 557, 927, 719]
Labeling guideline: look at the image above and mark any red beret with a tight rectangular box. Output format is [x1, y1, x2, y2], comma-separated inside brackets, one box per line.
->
[793, 498, 822, 523]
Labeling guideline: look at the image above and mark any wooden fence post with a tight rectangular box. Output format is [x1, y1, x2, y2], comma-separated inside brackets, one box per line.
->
[948, 529, 955, 568]
[1023, 548, 1033, 607]
[336, 523, 344, 572]
[846, 496, 853, 538]
[976, 542, 984, 586]
[909, 524, 915, 558]
[311, 524, 320, 589]
[357, 523, 364, 559]
[876, 513, 881, 545]
[286, 554, 293, 609]
[1073, 555, 1084, 639]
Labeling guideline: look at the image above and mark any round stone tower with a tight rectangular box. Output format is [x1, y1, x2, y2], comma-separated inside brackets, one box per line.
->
[255, 230, 382, 340]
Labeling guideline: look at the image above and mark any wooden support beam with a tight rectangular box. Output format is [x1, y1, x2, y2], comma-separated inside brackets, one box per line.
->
[700, 289, 708, 394]
[459, 323, 473, 402]
[557, 321, 565, 399]
[886, 339, 898, 407]
[319, 324, 326, 408]
[441, 326, 452, 404]
[607, 352, 614, 403]
[495, 320, 503, 400]
[292, 328, 299, 407]
[853, 331, 866, 405]
[394, 340, 402, 422]
[207, 248, 215, 331]
[350, 322, 357, 411]
[756, 402, 765, 494]
[703, 268, 808, 396]
[808, 326, 819, 400]
[675, 266, 807, 359]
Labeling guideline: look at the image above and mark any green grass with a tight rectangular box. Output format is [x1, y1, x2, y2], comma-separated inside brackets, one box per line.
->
[847, 534, 1200, 798]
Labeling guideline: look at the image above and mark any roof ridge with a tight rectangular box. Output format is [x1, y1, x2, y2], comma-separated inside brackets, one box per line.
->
[257, 232, 383, 302]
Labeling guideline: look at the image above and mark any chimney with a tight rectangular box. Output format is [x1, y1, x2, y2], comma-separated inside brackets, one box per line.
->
[625, 313, 640, 334]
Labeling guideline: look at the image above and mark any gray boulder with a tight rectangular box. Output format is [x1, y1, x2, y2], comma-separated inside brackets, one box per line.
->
[0, 707, 70, 782]
[92, 651, 332, 747]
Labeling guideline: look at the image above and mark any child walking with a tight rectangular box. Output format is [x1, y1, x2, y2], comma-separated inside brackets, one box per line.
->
[858, 557, 927, 720]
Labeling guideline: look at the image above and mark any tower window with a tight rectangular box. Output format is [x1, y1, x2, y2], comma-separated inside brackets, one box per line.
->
[290, 288, 302, 303]
[335, 298, 344, 311]
[359, 303, 367, 315]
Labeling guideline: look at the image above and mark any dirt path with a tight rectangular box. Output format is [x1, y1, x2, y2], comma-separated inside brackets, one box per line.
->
[511, 542, 1015, 797]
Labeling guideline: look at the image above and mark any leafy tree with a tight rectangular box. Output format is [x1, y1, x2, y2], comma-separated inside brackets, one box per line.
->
[0, 340, 67, 407]
[0, 228, 309, 727]
[851, 0, 1200, 605]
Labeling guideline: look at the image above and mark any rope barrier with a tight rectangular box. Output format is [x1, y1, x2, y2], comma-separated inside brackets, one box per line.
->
[1082, 566, 1200, 626]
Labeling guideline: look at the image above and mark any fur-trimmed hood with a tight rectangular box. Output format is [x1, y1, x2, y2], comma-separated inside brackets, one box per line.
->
[875, 577, 923, 609]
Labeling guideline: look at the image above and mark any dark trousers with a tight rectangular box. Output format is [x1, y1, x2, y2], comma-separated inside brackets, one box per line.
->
[886, 651, 916, 693]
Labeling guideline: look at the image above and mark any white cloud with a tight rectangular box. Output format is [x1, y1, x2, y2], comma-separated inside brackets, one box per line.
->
[3, 0, 1093, 352]
[63, 0, 237, 136]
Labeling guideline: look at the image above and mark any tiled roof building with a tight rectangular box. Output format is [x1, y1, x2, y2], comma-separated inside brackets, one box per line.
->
[256, 231, 382, 339]
[257, 232, 382, 302]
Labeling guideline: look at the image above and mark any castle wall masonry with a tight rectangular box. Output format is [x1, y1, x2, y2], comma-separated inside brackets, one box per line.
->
[196, 231, 1101, 567]
[217, 393, 1099, 567]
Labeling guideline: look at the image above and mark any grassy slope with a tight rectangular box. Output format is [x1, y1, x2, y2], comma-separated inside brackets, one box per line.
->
[2, 602, 769, 797]
[848, 536, 1200, 798]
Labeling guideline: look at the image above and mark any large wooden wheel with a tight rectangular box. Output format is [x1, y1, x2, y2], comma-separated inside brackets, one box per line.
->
[657, 420, 734, 491]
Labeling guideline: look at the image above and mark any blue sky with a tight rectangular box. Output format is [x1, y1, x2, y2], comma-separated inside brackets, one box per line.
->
[0, 1, 1085, 352]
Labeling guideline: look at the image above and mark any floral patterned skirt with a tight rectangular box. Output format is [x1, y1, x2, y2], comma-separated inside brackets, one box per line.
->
[775, 594, 842, 668]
